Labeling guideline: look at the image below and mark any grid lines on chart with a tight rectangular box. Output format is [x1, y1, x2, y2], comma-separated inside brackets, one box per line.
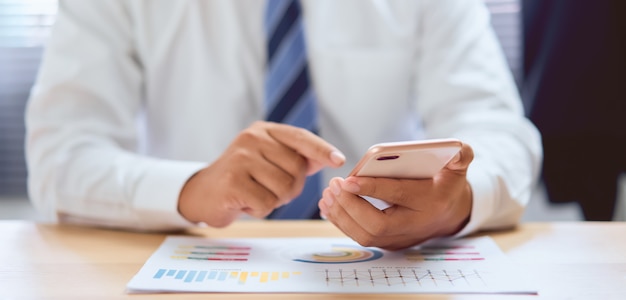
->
[320, 267, 486, 288]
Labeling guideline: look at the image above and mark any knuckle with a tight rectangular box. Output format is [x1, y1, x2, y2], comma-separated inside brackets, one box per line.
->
[291, 127, 318, 149]
[251, 120, 268, 129]
[355, 221, 392, 247]
[219, 167, 240, 186]
[229, 147, 254, 162]
[386, 182, 410, 205]
[275, 173, 304, 202]
[287, 178, 306, 200]
[250, 201, 276, 219]
[259, 206, 276, 218]
[368, 221, 390, 237]
[390, 186, 406, 201]
[291, 127, 309, 141]
[356, 177, 377, 196]
[236, 129, 260, 144]
[355, 234, 377, 248]
[295, 154, 308, 170]
[279, 186, 299, 204]
[210, 217, 232, 228]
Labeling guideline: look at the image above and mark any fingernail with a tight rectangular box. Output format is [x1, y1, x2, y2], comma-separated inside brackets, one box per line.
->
[330, 180, 341, 196]
[323, 194, 334, 207]
[342, 179, 360, 194]
[318, 201, 328, 219]
[330, 150, 346, 165]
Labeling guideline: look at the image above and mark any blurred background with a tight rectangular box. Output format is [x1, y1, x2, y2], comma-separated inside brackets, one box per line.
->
[1, 0, 56, 220]
[1, 0, 622, 221]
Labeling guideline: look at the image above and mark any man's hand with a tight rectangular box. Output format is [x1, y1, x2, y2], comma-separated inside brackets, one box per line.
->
[178, 121, 345, 227]
[319, 143, 474, 250]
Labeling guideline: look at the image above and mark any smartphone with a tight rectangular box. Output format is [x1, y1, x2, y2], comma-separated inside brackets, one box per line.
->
[348, 138, 462, 210]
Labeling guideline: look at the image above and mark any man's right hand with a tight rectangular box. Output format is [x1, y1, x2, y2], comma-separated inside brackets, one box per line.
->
[177, 121, 345, 227]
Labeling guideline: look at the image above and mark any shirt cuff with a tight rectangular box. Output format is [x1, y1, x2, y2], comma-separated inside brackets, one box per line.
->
[133, 159, 207, 231]
[452, 162, 495, 238]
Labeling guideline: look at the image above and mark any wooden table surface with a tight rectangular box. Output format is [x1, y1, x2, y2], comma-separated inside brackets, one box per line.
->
[1, 220, 625, 299]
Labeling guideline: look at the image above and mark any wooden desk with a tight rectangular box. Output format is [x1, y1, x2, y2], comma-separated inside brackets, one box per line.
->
[1, 221, 625, 299]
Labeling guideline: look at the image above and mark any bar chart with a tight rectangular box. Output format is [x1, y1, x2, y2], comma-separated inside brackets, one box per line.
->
[404, 244, 485, 262]
[153, 269, 301, 285]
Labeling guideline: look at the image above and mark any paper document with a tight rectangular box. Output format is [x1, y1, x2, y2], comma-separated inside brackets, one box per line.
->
[127, 236, 536, 294]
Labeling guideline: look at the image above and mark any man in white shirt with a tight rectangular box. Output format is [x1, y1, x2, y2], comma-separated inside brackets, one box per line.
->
[26, 0, 542, 250]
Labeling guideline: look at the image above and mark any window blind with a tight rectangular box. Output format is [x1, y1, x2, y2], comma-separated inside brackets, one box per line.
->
[484, 0, 522, 86]
[0, 0, 57, 196]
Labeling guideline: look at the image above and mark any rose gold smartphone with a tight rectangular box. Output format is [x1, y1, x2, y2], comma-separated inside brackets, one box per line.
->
[348, 138, 462, 209]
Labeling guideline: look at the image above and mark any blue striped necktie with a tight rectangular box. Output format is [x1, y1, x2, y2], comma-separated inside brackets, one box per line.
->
[265, 0, 321, 219]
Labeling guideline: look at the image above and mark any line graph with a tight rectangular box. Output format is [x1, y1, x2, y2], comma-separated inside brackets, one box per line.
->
[320, 267, 486, 288]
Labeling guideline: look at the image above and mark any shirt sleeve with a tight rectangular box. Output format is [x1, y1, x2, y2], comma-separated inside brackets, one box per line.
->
[414, 0, 543, 236]
[26, 0, 205, 231]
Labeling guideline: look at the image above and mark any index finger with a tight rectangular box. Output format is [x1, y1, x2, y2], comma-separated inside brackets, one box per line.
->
[267, 122, 345, 174]
[342, 176, 430, 208]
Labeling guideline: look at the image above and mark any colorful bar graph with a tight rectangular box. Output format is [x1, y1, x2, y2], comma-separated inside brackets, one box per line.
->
[171, 244, 251, 262]
[404, 245, 484, 262]
[178, 245, 251, 250]
[171, 256, 249, 261]
[152, 268, 301, 285]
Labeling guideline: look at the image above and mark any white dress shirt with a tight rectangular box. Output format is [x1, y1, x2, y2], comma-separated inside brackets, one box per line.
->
[26, 0, 542, 235]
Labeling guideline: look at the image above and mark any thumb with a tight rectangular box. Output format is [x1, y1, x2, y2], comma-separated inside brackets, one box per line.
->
[445, 142, 474, 172]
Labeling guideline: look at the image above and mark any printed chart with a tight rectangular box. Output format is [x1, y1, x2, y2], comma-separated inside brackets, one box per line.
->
[126, 236, 537, 294]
